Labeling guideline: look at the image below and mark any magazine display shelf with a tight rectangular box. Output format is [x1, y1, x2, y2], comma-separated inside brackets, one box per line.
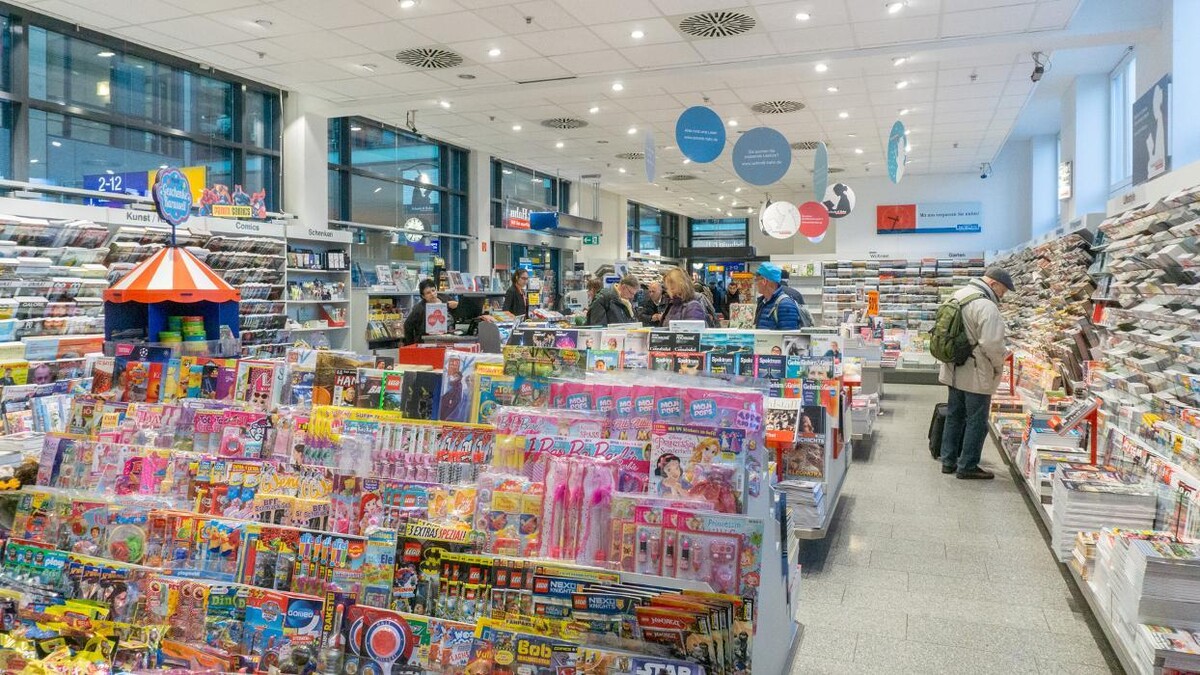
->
[1065, 563, 1143, 675]
[284, 228, 353, 351]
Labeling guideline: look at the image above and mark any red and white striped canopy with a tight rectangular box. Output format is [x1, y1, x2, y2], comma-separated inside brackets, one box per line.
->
[104, 246, 240, 304]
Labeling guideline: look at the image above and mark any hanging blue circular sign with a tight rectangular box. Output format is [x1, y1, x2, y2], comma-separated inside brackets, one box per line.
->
[887, 120, 907, 184]
[675, 106, 726, 163]
[153, 167, 193, 227]
[813, 142, 829, 202]
[732, 127, 792, 186]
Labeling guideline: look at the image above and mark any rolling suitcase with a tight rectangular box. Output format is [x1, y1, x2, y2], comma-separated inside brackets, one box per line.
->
[928, 403, 947, 460]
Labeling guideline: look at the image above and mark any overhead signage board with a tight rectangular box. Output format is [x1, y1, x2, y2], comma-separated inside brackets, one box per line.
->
[822, 182, 855, 218]
[876, 201, 982, 235]
[732, 127, 791, 186]
[1132, 73, 1171, 186]
[152, 167, 193, 227]
[887, 120, 907, 184]
[85, 165, 206, 208]
[675, 106, 726, 163]
[813, 142, 829, 201]
[644, 131, 656, 182]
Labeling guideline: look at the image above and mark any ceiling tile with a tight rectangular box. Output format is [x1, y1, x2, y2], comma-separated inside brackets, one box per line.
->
[207, 6, 317, 38]
[87, 0, 191, 24]
[550, 50, 637, 76]
[690, 33, 777, 61]
[515, 27, 609, 56]
[268, 0, 390, 30]
[486, 56, 573, 82]
[591, 17, 683, 49]
[371, 71, 452, 93]
[447, 36, 542, 64]
[853, 15, 940, 47]
[162, 0, 258, 10]
[1030, 0, 1081, 29]
[321, 77, 395, 99]
[141, 15, 255, 45]
[845, 0, 942, 22]
[357, 0, 467, 18]
[768, 26, 858, 54]
[621, 42, 704, 68]
[942, 5, 1037, 37]
[404, 11, 509, 43]
[649, 0, 742, 16]
[512, 1, 583, 29]
[334, 22, 431, 53]
[265, 31, 368, 60]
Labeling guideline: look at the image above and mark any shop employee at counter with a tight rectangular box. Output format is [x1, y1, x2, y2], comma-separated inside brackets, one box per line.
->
[754, 262, 801, 331]
[403, 279, 459, 345]
[502, 268, 530, 318]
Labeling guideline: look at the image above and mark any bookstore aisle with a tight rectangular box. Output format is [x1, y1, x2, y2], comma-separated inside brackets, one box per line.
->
[790, 384, 1121, 675]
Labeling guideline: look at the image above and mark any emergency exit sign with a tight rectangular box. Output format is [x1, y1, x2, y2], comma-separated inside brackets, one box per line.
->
[582, 235, 600, 245]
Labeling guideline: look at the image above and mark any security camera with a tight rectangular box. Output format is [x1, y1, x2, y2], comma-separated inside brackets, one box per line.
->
[979, 162, 992, 179]
[1031, 52, 1049, 82]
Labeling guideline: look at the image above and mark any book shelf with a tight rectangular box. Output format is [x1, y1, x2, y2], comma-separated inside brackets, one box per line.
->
[820, 257, 983, 330]
[285, 229, 353, 351]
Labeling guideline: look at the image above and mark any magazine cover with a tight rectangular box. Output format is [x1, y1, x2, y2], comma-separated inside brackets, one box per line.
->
[439, 352, 503, 423]
[425, 302, 449, 336]
[781, 383, 827, 479]
[650, 422, 745, 512]
[782, 333, 811, 357]
[728, 303, 756, 329]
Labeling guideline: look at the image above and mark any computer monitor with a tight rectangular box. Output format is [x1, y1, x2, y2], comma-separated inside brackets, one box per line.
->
[452, 295, 486, 330]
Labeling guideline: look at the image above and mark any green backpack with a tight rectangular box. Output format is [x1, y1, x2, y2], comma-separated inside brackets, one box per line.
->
[929, 292, 985, 366]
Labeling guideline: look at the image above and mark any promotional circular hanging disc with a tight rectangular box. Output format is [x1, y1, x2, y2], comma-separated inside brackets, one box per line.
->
[798, 201, 830, 239]
[761, 201, 800, 239]
[822, 182, 855, 218]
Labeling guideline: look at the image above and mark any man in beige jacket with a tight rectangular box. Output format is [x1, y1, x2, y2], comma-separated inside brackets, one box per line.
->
[939, 268, 1014, 479]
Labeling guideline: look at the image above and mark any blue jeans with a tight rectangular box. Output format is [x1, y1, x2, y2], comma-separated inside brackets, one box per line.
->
[940, 386, 992, 473]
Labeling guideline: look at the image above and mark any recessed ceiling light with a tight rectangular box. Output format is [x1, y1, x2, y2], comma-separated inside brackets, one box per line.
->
[728, 120, 738, 127]
[618, 167, 627, 173]
[438, 100, 451, 108]
[589, 106, 600, 114]
[487, 48, 503, 58]
[50, 141, 61, 148]
[731, 200, 738, 206]
[350, 125, 362, 131]
[734, 187, 742, 193]
[847, 133, 857, 137]
[896, 80, 909, 89]
[814, 63, 828, 73]
[612, 82, 624, 92]
[630, 29, 645, 39]
[892, 56, 907, 66]
[826, 86, 839, 93]
[854, 148, 864, 154]
[718, 195, 725, 201]
[886, 2, 905, 14]
[357, 63, 378, 72]
[458, 73, 476, 80]
[795, 12, 811, 20]
[96, 51, 115, 58]
[555, 141, 564, 148]
[905, 143, 913, 151]
[627, 127, 637, 134]
[838, 111, 849, 119]
[904, 129, 911, 136]
[899, 108, 910, 115]
[512, 124, 522, 131]
[683, 158, 691, 164]
[399, 0, 417, 8]
[253, 19, 273, 29]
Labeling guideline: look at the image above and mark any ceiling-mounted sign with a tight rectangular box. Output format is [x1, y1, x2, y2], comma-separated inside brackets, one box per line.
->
[760, 200, 799, 239]
[1133, 73, 1170, 186]
[887, 120, 907, 184]
[876, 201, 982, 234]
[1058, 161, 1072, 200]
[806, 232, 827, 244]
[822, 182, 855, 218]
[733, 127, 792, 186]
[757, 198, 772, 234]
[798, 201, 830, 239]
[675, 106, 726, 163]
[644, 131, 656, 182]
[152, 167, 193, 227]
[813, 142, 829, 201]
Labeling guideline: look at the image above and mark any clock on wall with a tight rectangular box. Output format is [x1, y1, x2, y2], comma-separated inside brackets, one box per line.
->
[404, 217, 425, 243]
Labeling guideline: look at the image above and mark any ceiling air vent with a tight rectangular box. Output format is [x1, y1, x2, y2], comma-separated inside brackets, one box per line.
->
[394, 47, 463, 69]
[677, 10, 756, 39]
[541, 117, 588, 129]
[615, 152, 645, 160]
[790, 141, 824, 151]
[752, 100, 805, 114]
[665, 174, 698, 181]
[829, 167, 845, 173]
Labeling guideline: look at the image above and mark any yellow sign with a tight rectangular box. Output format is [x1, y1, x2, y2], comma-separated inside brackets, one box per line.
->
[866, 290, 880, 317]
[210, 204, 253, 218]
[148, 165, 207, 202]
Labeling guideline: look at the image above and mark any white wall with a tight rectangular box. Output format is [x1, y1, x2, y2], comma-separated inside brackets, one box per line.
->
[572, 185, 627, 269]
[818, 140, 1032, 258]
[1030, 134, 1059, 237]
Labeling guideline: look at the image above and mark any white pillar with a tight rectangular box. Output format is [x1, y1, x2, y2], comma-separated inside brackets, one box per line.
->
[282, 93, 330, 229]
[467, 150, 491, 273]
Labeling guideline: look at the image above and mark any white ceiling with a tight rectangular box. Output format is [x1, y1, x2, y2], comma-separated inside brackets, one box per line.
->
[13, 0, 1159, 217]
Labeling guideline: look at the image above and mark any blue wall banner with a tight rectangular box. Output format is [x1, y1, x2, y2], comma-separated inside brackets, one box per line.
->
[813, 142, 828, 201]
[876, 201, 982, 234]
[732, 127, 791, 186]
[1132, 73, 1170, 186]
[887, 120, 907, 184]
[644, 131, 657, 182]
[675, 106, 726, 163]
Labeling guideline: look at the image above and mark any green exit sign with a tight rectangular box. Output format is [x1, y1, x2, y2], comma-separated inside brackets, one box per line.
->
[582, 235, 600, 245]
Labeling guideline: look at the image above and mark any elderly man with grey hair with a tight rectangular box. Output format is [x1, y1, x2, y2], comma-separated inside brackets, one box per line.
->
[637, 280, 667, 326]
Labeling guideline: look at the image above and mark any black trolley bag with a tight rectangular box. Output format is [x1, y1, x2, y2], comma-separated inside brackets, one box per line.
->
[928, 403, 948, 460]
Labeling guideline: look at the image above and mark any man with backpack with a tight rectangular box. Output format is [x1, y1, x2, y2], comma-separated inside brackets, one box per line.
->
[753, 262, 801, 330]
[930, 267, 1014, 479]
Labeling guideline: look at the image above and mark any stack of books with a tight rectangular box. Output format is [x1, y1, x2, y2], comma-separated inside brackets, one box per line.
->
[778, 480, 825, 530]
[1050, 465, 1157, 561]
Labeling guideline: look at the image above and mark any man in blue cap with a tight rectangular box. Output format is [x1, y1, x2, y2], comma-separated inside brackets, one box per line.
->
[753, 262, 801, 330]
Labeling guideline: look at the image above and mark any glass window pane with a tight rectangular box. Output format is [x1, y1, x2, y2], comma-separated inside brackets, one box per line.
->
[0, 15, 12, 93]
[448, 147, 468, 192]
[30, 27, 114, 114]
[245, 90, 279, 149]
[328, 169, 343, 220]
[113, 54, 182, 129]
[497, 163, 555, 207]
[0, 103, 10, 179]
[245, 154, 279, 212]
[329, 120, 343, 164]
[189, 74, 234, 139]
[351, 123, 440, 180]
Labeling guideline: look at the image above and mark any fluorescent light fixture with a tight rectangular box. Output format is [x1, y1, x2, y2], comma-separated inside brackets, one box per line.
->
[892, 56, 906, 66]
[814, 63, 828, 73]
[488, 48, 502, 57]
[96, 51, 115, 58]
[838, 111, 849, 119]
[795, 12, 811, 20]
[555, 141, 564, 148]
[611, 82, 624, 91]
[826, 86, 839, 93]
[630, 29, 645, 39]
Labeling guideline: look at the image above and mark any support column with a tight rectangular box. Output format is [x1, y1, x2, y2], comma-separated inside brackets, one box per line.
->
[1059, 75, 1108, 226]
[1170, 0, 1200, 169]
[467, 150, 492, 273]
[1030, 134, 1059, 237]
[282, 93, 329, 228]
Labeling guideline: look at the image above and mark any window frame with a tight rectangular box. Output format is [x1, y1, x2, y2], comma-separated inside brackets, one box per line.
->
[489, 158, 572, 227]
[627, 201, 681, 258]
[1109, 50, 1136, 192]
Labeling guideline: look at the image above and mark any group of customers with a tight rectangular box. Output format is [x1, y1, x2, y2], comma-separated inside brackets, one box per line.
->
[585, 262, 810, 330]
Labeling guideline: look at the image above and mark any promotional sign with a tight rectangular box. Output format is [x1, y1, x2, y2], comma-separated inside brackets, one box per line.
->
[732, 127, 792, 186]
[760, 201, 799, 239]
[876, 201, 982, 234]
[866, 290, 880, 317]
[1058, 161, 1072, 200]
[675, 106, 726, 163]
[199, 184, 268, 220]
[887, 120, 907, 184]
[152, 167, 193, 227]
[813, 142, 829, 201]
[797, 201, 830, 239]
[505, 203, 531, 230]
[1133, 73, 1170, 186]
[85, 165, 206, 208]
[644, 131, 657, 182]
[822, 182, 855, 218]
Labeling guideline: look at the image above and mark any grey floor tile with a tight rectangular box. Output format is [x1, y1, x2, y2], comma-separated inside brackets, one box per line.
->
[869, 550, 987, 578]
[853, 635, 1041, 674]
[799, 578, 848, 605]
[906, 615, 1110, 666]
[796, 600, 909, 639]
[796, 625, 859, 662]
[834, 534, 948, 559]
[802, 562, 910, 589]
[1043, 608, 1101, 638]
[1035, 658, 1119, 674]
[789, 655, 867, 675]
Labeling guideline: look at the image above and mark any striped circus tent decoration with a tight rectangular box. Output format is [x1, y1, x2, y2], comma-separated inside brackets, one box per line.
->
[104, 246, 240, 304]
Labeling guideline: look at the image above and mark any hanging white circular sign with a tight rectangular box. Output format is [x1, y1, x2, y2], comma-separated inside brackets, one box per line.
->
[761, 200, 800, 239]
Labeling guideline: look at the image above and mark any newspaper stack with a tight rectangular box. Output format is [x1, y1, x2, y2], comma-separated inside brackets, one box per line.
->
[1136, 625, 1200, 674]
[1050, 465, 1157, 561]
[777, 480, 825, 530]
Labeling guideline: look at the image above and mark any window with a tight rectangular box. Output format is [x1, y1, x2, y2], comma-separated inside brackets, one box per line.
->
[328, 117, 471, 272]
[689, 218, 748, 248]
[1109, 52, 1136, 190]
[490, 160, 571, 226]
[0, 13, 282, 208]
[627, 201, 681, 258]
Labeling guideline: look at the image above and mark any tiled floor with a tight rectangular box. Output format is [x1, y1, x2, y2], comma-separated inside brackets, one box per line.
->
[790, 384, 1122, 675]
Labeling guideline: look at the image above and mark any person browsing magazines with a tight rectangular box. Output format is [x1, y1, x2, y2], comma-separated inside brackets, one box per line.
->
[938, 267, 1014, 480]
[661, 268, 707, 324]
[753, 262, 801, 330]
[637, 280, 667, 326]
[586, 275, 639, 326]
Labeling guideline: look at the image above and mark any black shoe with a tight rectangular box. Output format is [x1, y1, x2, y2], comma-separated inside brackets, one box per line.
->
[956, 467, 995, 480]
[941, 465, 956, 474]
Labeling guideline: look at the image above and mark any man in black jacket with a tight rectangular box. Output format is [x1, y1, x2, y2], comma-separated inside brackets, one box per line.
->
[779, 269, 807, 306]
[586, 275, 639, 326]
[636, 281, 667, 326]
